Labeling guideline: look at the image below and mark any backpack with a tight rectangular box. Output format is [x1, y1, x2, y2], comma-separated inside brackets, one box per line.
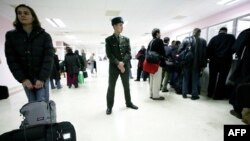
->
[178, 37, 194, 65]
[146, 39, 161, 64]
[20, 100, 56, 128]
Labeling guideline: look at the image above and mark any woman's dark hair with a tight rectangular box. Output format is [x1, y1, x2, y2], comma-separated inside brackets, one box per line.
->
[152, 28, 160, 38]
[13, 4, 41, 29]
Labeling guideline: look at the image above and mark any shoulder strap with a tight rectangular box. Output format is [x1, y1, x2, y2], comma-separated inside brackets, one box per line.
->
[149, 39, 155, 51]
[240, 46, 247, 60]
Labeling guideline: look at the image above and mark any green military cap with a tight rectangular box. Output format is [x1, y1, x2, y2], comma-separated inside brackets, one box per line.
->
[111, 17, 124, 26]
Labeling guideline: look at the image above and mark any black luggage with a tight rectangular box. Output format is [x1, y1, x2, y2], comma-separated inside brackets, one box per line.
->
[83, 71, 88, 78]
[0, 85, 9, 100]
[0, 121, 76, 141]
[237, 83, 250, 108]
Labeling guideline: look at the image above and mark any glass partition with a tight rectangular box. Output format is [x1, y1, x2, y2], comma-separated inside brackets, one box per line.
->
[200, 28, 208, 41]
[236, 15, 250, 37]
[207, 20, 234, 42]
[176, 32, 190, 42]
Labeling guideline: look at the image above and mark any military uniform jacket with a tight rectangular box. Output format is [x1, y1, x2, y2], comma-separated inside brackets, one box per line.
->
[105, 34, 131, 69]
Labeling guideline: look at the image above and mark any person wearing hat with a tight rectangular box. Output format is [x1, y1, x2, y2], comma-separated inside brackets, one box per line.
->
[105, 17, 138, 115]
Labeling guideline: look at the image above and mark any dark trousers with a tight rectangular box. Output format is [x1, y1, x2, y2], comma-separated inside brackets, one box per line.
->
[182, 67, 200, 96]
[207, 58, 231, 99]
[107, 66, 132, 109]
[229, 85, 243, 114]
[136, 67, 147, 81]
[67, 73, 78, 87]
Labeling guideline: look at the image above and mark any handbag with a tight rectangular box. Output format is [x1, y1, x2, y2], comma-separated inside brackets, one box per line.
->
[227, 46, 246, 85]
[83, 71, 88, 78]
[78, 71, 84, 84]
[145, 39, 160, 64]
[143, 59, 160, 74]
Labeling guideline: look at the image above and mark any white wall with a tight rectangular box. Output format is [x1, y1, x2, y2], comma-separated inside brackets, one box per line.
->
[0, 15, 21, 88]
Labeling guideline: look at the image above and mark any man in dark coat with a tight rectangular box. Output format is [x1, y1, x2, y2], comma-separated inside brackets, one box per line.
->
[105, 17, 138, 115]
[207, 27, 236, 99]
[178, 28, 207, 100]
[229, 27, 250, 119]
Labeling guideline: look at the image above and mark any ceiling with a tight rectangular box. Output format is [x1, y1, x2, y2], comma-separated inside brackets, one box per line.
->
[0, 0, 248, 53]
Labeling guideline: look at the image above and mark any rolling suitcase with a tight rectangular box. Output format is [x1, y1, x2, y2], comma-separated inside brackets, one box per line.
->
[0, 85, 9, 100]
[0, 121, 76, 141]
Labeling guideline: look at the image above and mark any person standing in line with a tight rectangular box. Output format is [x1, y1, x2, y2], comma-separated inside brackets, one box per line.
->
[229, 27, 250, 119]
[207, 27, 236, 100]
[135, 45, 147, 81]
[161, 37, 172, 92]
[105, 17, 138, 115]
[5, 4, 54, 102]
[148, 28, 166, 100]
[178, 28, 207, 100]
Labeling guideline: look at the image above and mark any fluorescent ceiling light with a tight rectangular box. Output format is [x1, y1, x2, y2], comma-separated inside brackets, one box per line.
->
[46, 18, 57, 27]
[46, 18, 66, 28]
[217, 0, 240, 5]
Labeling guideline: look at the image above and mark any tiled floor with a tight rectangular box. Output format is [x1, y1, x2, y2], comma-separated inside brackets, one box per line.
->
[0, 61, 244, 141]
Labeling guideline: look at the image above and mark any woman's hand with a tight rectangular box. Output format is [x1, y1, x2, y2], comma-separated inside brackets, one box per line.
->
[22, 79, 33, 89]
[34, 80, 44, 89]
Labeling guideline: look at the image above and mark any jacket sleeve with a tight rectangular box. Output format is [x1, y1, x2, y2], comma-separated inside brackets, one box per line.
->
[159, 39, 166, 58]
[207, 37, 215, 59]
[201, 39, 207, 68]
[234, 30, 248, 57]
[38, 33, 54, 81]
[4, 32, 26, 83]
[105, 38, 120, 66]
[55, 55, 60, 70]
[122, 38, 132, 63]
[178, 37, 189, 54]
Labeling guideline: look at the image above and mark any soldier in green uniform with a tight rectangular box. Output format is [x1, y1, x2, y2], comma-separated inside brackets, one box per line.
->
[105, 17, 138, 115]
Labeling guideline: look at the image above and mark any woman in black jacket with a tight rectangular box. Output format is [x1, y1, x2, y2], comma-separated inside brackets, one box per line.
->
[64, 47, 80, 88]
[148, 28, 166, 100]
[5, 4, 54, 102]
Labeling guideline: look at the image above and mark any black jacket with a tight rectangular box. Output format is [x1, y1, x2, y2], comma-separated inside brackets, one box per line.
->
[5, 27, 54, 83]
[50, 54, 61, 79]
[136, 48, 146, 68]
[207, 33, 236, 60]
[234, 28, 250, 83]
[64, 52, 80, 74]
[147, 38, 166, 67]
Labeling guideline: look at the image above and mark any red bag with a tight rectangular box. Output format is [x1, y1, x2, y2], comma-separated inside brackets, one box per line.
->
[143, 59, 160, 74]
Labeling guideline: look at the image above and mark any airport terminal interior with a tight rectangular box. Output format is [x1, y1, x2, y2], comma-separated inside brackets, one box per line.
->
[0, 0, 250, 141]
